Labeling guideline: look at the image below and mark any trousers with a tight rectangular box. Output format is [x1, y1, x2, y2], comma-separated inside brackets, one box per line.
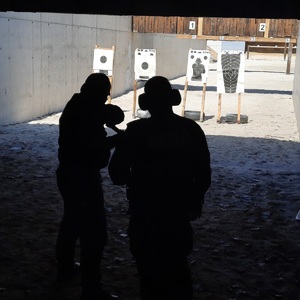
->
[128, 214, 194, 300]
[55, 165, 107, 287]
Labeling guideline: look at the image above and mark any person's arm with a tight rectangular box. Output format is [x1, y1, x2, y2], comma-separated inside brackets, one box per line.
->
[108, 129, 131, 185]
[195, 125, 211, 193]
[190, 125, 211, 220]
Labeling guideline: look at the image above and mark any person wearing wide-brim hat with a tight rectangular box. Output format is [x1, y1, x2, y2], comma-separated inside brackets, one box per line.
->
[56, 73, 121, 300]
[109, 76, 211, 300]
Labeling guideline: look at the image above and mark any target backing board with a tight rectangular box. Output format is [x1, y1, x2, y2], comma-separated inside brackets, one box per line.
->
[217, 50, 245, 94]
[134, 49, 156, 80]
[186, 50, 210, 83]
[93, 48, 114, 76]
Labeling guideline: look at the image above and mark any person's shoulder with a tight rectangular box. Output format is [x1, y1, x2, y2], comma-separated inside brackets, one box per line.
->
[174, 113, 199, 126]
[125, 118, 151, 137]
[61, 93, 83, 119]
[127, 118, 148, 129]
[173, 114, 206, 133]
[64, 93, 81, 108]
[69, 93, 81, 102]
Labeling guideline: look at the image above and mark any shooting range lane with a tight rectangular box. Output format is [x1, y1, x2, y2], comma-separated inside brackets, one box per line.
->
[0, 53, 299, 300]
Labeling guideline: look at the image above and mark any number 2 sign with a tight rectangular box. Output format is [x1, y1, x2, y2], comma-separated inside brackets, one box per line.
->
[259, 23, 266, 32]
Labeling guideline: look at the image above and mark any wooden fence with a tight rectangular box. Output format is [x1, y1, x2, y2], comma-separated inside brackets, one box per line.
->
[133, 17, 299, 39]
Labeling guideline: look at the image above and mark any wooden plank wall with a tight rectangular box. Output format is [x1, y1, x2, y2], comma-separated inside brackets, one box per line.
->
[133, 16, 197, 34]
[132, 17, 299, 38]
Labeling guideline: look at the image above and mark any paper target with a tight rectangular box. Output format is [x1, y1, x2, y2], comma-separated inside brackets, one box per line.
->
[186, 50, 210, 83]
[93, 48, 114, 76]
[134, 49, 156, 80]
[217, 50, 245, 94]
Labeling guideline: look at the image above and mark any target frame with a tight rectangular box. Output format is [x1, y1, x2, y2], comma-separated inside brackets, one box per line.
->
[217, 50, 245, 94]
[186, 49, 210, 83]
[93, 46, 115, 76]
[134, 48, 156, 80]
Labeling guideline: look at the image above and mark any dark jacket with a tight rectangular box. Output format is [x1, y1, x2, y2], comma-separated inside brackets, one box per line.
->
[109, 113, 211, 221]
[58, 93, 111, 172]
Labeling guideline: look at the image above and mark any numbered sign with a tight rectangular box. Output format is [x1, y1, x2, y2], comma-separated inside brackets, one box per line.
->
[186, 49, 210, 83]
[189, 21, 196, 30]
[93, 48, 114, 76]
[259, 23, 266, 32]
[217, 50, 245, 94]
[134, 49, 156, 80]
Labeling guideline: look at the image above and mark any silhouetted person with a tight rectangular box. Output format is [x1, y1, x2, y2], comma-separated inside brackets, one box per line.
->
[109, 76, 211, 300]
[56, 73, 122, 300]
[192, 58, 206, 81]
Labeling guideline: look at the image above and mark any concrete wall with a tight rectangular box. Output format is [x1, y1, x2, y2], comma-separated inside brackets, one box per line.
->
[0, 12, 133, 125]
[292, 27, 300, 136]
[0, 12, 205, 125]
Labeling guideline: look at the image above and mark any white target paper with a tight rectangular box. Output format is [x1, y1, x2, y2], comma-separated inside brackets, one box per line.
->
[93, 48, 114, 76]
[217, 50, 245, 94]
[134, 49, 156, 80]
[186, 50, 210, 83]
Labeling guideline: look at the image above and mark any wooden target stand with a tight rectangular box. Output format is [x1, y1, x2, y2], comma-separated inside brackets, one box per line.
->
[181, 78, 207, 122]
[107, 75, 113, 104]
[217, 92, 242, 124]
[132, 79, 138, 118]
[132, 78, 152, 118]
[93, 45, 115, 104]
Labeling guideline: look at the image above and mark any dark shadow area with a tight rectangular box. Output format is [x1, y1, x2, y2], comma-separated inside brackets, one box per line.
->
[244, 88, 292, 95]
[201, 115, 215, 121]
[1, 120, 299, 300]
[172, 83, 217, 92]
[245, 70, 294, 75]
[1, 0, 299, 19]
[208, 69, 294, 75]
[173, 83, 292, 95]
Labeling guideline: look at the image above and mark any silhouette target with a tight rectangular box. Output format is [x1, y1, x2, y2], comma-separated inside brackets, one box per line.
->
[221, 53, 241, 93]
[186, 50, 210, 83]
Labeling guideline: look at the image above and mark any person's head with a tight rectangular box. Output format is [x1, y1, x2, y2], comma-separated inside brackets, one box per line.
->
[138, 76, 181, 115]
[80, 73, 111, 104]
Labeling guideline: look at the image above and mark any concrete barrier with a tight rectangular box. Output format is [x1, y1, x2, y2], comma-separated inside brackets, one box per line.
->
[0, 12, 204, 125]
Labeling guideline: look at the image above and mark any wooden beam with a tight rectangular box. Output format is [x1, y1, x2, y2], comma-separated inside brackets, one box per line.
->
[217, 93, 222, 123]
[197, 17, 203, 36]
[177, 34, 297, 43]
[286, 42, 293, 75]
[181, 78, 189, 116]
[264, 19, 270, 38]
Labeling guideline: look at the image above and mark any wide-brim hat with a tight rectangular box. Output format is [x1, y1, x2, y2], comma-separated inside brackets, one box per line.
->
[138, 76, 181, 111]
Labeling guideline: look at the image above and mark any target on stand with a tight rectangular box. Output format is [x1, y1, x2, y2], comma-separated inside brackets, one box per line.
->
[186, 50, 210, 83]
[217, 50, 245, 94]
[134, 49, 156, 80]
[93, 48, 114, 76]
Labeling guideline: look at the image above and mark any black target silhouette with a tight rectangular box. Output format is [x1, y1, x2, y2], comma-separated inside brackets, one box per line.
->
[191, 58, 206, 81]
[221, 53, 241, 93]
